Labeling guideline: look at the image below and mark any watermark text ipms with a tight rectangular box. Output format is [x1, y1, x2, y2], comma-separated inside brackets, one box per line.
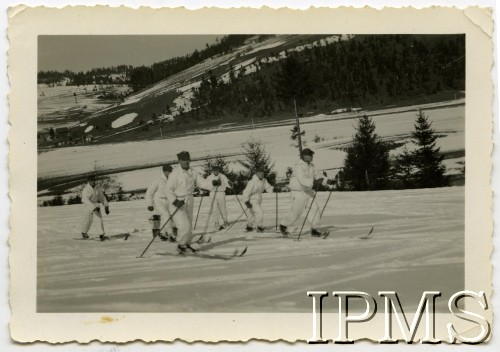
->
[307, 290, 490, 344]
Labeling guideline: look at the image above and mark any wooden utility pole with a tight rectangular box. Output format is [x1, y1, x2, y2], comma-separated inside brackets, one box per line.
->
[294, 98, 303, 156]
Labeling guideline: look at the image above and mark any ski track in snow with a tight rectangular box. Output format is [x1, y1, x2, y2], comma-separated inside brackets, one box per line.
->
[37, 187, 464, 312]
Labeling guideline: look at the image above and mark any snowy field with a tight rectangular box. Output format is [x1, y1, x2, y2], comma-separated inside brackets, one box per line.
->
[37, 186, 464, 313]
[38, 104, 464, 185]
[38, 84, 130, 130]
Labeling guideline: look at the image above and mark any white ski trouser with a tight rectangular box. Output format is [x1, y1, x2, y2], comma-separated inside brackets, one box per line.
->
[80, 208, 105, 234]
[154, 198, 173, 234]
[247, 195, 264, 228]
[207, 192, 228, 229]
[169, 195, 195, 245]
[281, 191, 321, 229]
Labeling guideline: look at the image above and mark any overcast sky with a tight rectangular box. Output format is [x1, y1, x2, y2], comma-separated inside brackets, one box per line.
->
[38, 35, 221, 72]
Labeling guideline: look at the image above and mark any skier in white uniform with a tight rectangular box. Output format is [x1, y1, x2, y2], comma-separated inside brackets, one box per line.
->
[145, 165, 176, 241]
[165, 151, 211, 254]
[205, 168, 231, 231]
[279, 148, 334, 237]
[80, 175, 110, 241]
[242, 169, 274, 233]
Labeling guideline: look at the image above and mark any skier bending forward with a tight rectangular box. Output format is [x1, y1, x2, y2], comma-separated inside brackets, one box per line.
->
[242, 169, 274, 233]
[280, 148, 334, 237]
[80, 175, 110, 241]
[166, 151, 211, 254]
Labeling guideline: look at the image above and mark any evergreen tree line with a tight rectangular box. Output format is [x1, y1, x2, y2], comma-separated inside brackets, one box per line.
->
[186, 35, 464, 121]
[336, 110, 449, 191]
[38, 65, 134, 86]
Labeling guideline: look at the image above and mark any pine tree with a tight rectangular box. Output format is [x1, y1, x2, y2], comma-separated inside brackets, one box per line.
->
[392, 146, 416, 189]
[202, 154, 233, 178]
[411, 110, 448, 188]
[341, 115, 390, 191]
[238, 138, 277, 185]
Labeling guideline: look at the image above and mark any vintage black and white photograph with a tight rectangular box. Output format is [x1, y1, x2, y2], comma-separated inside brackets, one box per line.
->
[35, 33, 466, 313]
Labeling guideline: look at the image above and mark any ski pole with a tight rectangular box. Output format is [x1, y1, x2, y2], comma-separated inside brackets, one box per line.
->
[138, 206, 180, 258]
[198, 186, 219, 243]
[193, 190, 204, 229]
[319, 171, 335, 217]
[275, 191, 278, 230]
[297, 191, 318, 241]
[225, 210, 246, 233]
[320, 189, 334, 217]
[97, 207, 106, 234]
[229, 187, 248, 218]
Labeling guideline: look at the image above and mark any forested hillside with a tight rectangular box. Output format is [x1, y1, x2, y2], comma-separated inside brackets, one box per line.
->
[186, 35, 465, 121]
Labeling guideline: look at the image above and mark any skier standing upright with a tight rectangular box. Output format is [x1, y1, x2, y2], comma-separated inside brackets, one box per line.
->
[80, 175, 110, 241]
[242, 169, 274, 233]
[279, 148, 334, 237]
[145, 164, 176, 241]
[205, 168, 231, 231]
[165, 151, 211, 254]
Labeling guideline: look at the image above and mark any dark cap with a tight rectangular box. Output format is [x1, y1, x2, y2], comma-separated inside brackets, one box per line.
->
[177, 151, 191, 160]
[301, 148, 315, 156]
[162, 164, 173, 172]
[87, 175, 96, 181]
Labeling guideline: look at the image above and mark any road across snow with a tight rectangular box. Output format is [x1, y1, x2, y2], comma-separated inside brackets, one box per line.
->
[37, 186, 464, 312]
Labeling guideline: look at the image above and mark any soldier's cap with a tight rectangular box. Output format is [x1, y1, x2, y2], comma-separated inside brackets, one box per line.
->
[162, 164, 173, 172]
[177, 151, 191, 160]
[87, 175, 96, 181]
[301, 148, 315, 156]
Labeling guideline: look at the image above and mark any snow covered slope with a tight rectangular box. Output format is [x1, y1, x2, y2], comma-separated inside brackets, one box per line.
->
[37, 186, 463, 312]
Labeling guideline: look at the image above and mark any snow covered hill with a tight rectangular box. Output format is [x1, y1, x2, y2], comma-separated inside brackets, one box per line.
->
[37, 186, 463, 313]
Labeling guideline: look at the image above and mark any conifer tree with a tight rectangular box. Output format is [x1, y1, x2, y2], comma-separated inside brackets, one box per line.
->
[410, 110, 448, 188]
[238, 138, 277, 185]
[341, 115, 390, 191]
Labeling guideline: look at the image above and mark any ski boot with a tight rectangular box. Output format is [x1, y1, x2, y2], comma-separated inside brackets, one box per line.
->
[81, 232, 89, 239]
[279, 224, 290, 237]
[177, 244, 189, 254]
[152, 229, 160, 238]
[186, 244, 199, 253]
[218, 224, 226, 231]
[99, 234, 109, 241]
[257, 226, 265, 233]
[311, 228, 329, 238]
[158, 233, 169, 241]
[245, 225, 254, 232]
[177, 244, 199, 254]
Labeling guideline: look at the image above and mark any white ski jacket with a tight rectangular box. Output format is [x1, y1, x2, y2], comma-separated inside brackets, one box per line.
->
[288, 159, 319, 192]
[81, 183, 108, 212]
[165, 166, 211, 201]
[205, 173, 230, 192]
[145, 172, 169, 207]
[242, 174, 274, 202]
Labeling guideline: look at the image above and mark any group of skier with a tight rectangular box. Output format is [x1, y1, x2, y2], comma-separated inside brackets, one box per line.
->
[79, 147, 335, 254]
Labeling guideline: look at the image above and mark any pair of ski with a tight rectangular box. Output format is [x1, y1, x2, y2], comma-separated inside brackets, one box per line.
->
[73, 232, 131, 241]
[273, 226, 374, 240]
[155, 244, 248, 260]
